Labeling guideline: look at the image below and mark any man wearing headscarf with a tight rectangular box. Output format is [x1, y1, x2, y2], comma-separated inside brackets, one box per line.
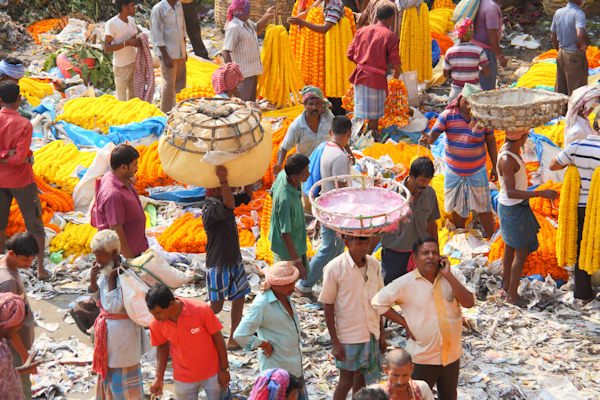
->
[222, 0, 277, 101]
[0, 292, 41, 400]
[443, 18, 490, 103]
[248, 369, 301, 400]
[234, 262, 308, 400]
[497, 131, 558, 305]
[420, 83, 498, 239]
[0, 58, 25, 83]
[563, 84, 600, 147]
[211, 62, 244, 99]
[273, 86, 337, 176]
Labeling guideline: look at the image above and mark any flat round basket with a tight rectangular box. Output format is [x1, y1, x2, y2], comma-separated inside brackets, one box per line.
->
[309, 175, 412, 237]
[543, 0, 600, 16]
[215, 0, 296, 30]
[466, 88, 568, 131]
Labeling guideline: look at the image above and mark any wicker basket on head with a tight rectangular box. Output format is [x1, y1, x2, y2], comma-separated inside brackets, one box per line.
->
[543, 0, 600, 16]
[466, 88, 568, 131]
[215, 0, 296, 30]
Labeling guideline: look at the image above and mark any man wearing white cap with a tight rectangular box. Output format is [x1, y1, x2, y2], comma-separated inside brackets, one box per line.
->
[0, 58, 25, 83]
[234, 261, 307, 400]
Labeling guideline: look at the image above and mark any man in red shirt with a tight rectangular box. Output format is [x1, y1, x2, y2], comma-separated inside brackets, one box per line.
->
[347, 3, 402, 140]
[146, 283, 230, 400]
[0, 81, 47, 279]
[92, 144, 148, 258]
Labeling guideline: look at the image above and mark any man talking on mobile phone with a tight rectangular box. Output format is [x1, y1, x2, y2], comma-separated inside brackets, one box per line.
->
[371, 237, 474, 400]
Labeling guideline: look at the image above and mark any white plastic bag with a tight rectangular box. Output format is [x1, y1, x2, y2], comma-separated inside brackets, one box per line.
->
[127, 249, 193, 289]
[72, 142, 115, 213]
[119, 268, 154, 327]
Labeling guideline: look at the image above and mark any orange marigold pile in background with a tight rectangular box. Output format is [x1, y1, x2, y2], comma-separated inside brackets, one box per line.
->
[489, 213, 569, 282]
[135, 142, 177, 195]
[431, 32, 454, 55]
[176, 84, 215, 102]
[26, 18, 67, 44]
[530, 181, 561, 219]
[158, 213, 207, 253]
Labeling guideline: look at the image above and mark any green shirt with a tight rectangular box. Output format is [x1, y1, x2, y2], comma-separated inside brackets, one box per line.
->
[269, 171, 307, 259]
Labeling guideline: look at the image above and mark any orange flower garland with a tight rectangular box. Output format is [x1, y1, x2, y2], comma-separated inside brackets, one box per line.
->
[157, 213, 207, 253]
[530, 181, 561, 220]
[135, 142, 177, 195]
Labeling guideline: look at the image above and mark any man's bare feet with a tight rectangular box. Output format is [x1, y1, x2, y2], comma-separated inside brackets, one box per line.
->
[227, 339, 242, 351]
[36, 268, 50, 280]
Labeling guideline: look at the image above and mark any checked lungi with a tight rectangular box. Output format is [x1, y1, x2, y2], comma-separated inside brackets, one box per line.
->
[96, 364, 144, 400]
[354, 84, 386, 120]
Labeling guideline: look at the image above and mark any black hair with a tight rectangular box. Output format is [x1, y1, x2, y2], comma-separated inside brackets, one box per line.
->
[3, 57, 23, 66]
[110, 144, 139, 170]
[376, 4, 396, 21]
[409, 157, 434, 179]
[286, 374, 301, 396]
[0, 81, 20, 104]
[412, 236, 438, 256]
[331, 115, 352, 136]
[353, 388, 389, 400]
[284, 153, 310, 177]
[116, 0, 135, 11]
[145, 283, 175, 310]
[6, 232, 39, 257]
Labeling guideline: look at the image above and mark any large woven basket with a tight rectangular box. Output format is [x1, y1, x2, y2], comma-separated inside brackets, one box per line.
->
[215, 0, 296, 30]
[466, 88, 568, 131]
[543, 0, 600, 16]
[309, 175, 412, 237]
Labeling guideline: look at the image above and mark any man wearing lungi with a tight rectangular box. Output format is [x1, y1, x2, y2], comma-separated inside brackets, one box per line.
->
[420, 84, 497, 239]
[497, 131, 558, 305]
[319, 235, 386, 400]
[347, 3, 402, 140]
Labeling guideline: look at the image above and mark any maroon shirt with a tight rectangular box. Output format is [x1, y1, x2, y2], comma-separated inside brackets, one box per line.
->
[347, 21, 401, 91]
[0, 108, 34, 189]
[94, 171, 148, 256]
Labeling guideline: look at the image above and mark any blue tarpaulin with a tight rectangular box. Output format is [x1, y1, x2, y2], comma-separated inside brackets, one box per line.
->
[148, 187, 206, 202]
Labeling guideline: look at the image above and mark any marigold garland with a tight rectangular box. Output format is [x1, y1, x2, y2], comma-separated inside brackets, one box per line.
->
[557, 166, 580, 267]
[49, 223, 97, 257]
[530, 181, 561, 220]
[135, 142, 177, 195]
[578, 167, 600, 274]
[400, 4, 433, 83]
[19, 77, 54, 107]
[324, 15, 356, 98]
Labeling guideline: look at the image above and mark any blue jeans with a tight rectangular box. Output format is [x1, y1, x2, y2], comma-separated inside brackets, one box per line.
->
[479, 48, 497, 91]
[296, 226, 345, 292]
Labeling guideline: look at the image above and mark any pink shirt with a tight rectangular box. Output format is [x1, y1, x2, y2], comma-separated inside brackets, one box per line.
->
[0, 108, 34, 189]
[94, 171, 148, 256]
[472, 0, 502, 49]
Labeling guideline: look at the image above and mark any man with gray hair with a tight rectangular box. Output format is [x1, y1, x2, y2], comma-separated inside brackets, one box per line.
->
[89, 229, 148, 398]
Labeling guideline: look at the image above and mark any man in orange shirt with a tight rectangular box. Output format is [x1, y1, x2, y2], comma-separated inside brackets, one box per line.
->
[146, 283, 230, 400]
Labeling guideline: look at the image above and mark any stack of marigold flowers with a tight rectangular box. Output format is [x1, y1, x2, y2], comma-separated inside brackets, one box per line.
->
[578, 167, 600, 274]
[135, 142, 177, 195]
[158, 213, 208, 253]
[176, 84, 215, 102]
[557, 166, 580, 267]
[49, 223, 97, 257]
[324, 9, 356, 97]
[256, 194, 274, 264]
[293, 7, 325, 89]
[489, 213, 569, 282]
[530, 181, 561, 219]
[400, 3, 432, 82]
[26, 18, 67, 44]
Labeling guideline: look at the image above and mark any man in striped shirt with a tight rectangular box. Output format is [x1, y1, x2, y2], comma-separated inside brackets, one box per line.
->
[443, 18, 490, 103]
[421, 84, 497, 239]
[550, 125, 600, 303]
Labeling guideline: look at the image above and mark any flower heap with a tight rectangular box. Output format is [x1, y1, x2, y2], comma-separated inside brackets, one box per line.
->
[515, 62, 557, 89]
[400, 3, 433, 82]
[26, 18, 67, 44]
[258, 24, 305, 108]
[262, 118, 296, 188]
[158, 213, 208, 253]
[49, 223, 97, 257]
[432, 0, 455, 9]
[530, 181, 561, 219]
[176, 84, 215, 102]
[324, 11, 356, 98]
[56, 95, 164, 133]
[33, 140, 96, 194]
[557, 166, 580, 267]
[135, 141, 177, 195]
[489, 214, 569, 282]
[428, 7, 454, 35]
[431, 32, 454, 56]
[342, 78, 410, 130]
[578, 167, 600, 274]
[19, 77, 54, 107]
[256, 194, 274, 264]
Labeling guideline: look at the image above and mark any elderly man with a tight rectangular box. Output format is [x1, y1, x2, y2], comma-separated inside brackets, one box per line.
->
[378, 349, 434, 400]
[273, 86, 336, 176]
[378, 157, 440, 285]
[92, 144, 148, 259]
[89, 230, 147, 398]
[550, 118, 600, 304]
[563, 85, 600, 147]
[146, 283, 230, 400]
[150, 0, 187, 112]
[372, 238, 474, 400]
[551, 0, 589, 96]
[347, 3, 402, 139]
[211, 63, 244, 99]
[472, 0, 506, 90]
[420, 84, 497, 239]
[319, 234, 386, 400]
[233, 261, 307, 399]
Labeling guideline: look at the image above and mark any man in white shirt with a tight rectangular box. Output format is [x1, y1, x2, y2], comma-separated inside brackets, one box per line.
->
[371, 237, 474, 400]
[89, 229, 148, 398]
[104, 0, 140, 101]
[151, 0, 187, 112]
[319, 235, 386, 400]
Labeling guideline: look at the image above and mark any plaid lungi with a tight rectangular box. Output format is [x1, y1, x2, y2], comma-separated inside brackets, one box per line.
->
[444, 166, 492, 218]
[335, 334, 382, 384]
[498, 201, 540, 253]
[96, 364, 143, 400]
[354, 84, 386, 120]
[206, 263, 251, 302]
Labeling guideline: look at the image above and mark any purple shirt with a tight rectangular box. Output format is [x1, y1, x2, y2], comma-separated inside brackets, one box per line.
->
[94, 171, 148, 256]
[472, 0, 502, 48]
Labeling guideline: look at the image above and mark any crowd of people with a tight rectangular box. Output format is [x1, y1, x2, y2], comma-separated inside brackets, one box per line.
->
[0, 0, 599, 399]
